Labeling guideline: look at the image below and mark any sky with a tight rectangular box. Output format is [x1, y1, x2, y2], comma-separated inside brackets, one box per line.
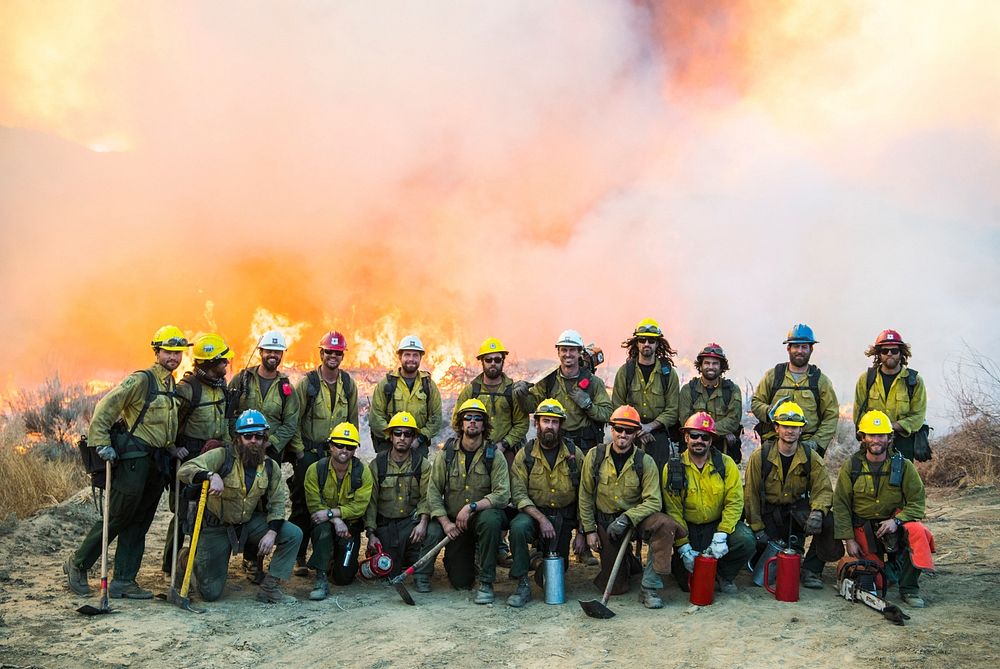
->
[2, 1, 999, 427]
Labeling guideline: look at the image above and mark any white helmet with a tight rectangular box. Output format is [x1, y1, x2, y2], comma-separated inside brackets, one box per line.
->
[397, 334, 425, 353]
[258, 330, 288, 351]
[555, 329, 585, 348]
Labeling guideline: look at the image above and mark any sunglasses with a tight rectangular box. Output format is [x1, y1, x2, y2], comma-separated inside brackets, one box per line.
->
[391, 429, 416, 438]
[481, 356, 504, 364]
[611, 425, 637, 435]
[686, 432, 711, 442]
[329, 442, 358, 451]
[321, 349, 344, 356]
[879, 348, 900, 356]
[240, 433, 267, 442]
[463, 414, 485, 423]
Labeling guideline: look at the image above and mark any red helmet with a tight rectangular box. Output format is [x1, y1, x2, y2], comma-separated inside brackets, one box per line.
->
[696, 342, 727, 363]
[319, 331, 347, 351]
[609, 405, 642, 429]
[875, 329, 904, 347]
[681, 411, 717, 436]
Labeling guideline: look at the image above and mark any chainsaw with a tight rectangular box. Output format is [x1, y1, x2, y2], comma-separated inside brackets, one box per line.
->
[836, 557, 910, 626]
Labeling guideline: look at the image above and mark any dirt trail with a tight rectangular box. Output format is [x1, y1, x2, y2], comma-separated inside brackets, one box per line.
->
[1, 486, 998, 669]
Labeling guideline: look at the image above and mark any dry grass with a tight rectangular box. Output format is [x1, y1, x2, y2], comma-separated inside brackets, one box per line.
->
[0, 439, 86, 519]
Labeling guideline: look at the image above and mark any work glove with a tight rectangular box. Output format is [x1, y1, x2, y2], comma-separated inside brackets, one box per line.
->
[678, 543, 697, 572]
[512, 380, 532, 398]
[606, 514, 631, 543]
[754, 529, 770, 546]
[96, 446, 117, 462]
[804, 510, 824, 535]
[708, 532, 729, 559]
[570, 387, 593, 410]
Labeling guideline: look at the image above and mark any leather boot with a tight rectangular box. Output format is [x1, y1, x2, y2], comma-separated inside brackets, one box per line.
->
[63, 558, 90, 596]
[257, 574, 296, 604]
[506, 576, 532, 608]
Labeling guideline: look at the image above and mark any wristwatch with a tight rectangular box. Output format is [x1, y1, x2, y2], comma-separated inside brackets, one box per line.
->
[469, 502, 478, 513]
[327, 509, 335, 520]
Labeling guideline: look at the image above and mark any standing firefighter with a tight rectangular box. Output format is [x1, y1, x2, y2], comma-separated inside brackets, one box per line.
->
[611, 318, 681, 471]
[65, 325, 186, 600]
[177, 410, 302, 603]
[303, 422, 374, 600]
[228, 330, 301, 461]
[454, 337, 529, 466]
[364, 412, 430, 579]
[506, 399, 581, 608]
[516, 328, 612, 454]
[751, 323, 839, 456]
[833, 410, 932, 608]
[743, 401, 836, 589]
[578, 406, 684, 609]
[369, 334, 443, 458]
[416, 399, 510, 603]
[161, 332, 234, 578]
[289, 331, 359, 575]
[853, 329, 929, 462]
[664, 412, 755, 594]
[678, 342, 744, 463]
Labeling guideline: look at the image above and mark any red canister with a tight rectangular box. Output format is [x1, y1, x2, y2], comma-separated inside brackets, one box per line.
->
[764, 547, 801, 602]
[689, 554, 718, 606]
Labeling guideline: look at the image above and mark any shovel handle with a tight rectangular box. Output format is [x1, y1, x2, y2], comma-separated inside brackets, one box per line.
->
[180, 481, 209, 598]
[402, 535, 452, 578]
[600, 527, 634, 606]
[98, 461, 112, 610]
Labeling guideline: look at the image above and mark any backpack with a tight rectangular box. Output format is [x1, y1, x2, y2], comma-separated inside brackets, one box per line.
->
[858, 367, 919, 418]
[685, 378, 737, 412]
[442, 438, 496, 496]
[374, 450, 423, 485]
[304, 369, 356, 420]
[316, 455, 365, 505]
[522, 440, 581, 488]
[663, 446, 726, 501]
[758, 441, 813, 514]
[849, 452, 905, 490]
[755, 363, 822, 436]
[177, 372, 228, 434]
[591, 443, 646, 497]
[623, 359, 672, 398]
[470, 378, 515, 423]
[230, 368, 293, 421]
[182, 443, 276, 531]
[543, 369, 605, 436]
[384, 372, 431, 414]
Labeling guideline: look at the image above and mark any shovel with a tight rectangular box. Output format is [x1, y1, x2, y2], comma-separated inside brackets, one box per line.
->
[579, 526, 634, 619]
[77, 462, 115, 616]
[166, 481, 208, 613]
[388, 535, 452, 605]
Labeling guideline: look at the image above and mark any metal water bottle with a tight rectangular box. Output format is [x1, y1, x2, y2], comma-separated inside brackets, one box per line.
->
[542, 553, 565, 604]
[752, 539, 787, 587]
[764, 546, 801, 602]
[689, 554, 718, 606]
[342, 539, 355, 568]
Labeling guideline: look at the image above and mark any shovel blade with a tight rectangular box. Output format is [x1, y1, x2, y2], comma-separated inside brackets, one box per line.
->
[167, 587, 206, 614]
[76, 603, 114, 616]
[579, 599, 615, 619]
[392, 580, 415, 606]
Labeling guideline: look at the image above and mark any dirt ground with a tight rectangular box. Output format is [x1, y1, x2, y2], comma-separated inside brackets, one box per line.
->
[0, 484, 997, 669]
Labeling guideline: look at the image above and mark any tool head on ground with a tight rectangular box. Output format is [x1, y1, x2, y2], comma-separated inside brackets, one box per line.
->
[328, 422, 361, 447]
[258, 330, 288, 351]
[397, 334, 425, 353]
[609, 405, 642, 429]
[235, 409, 270, 434]
[772, 401, 807, 427]
[579, 526, 635, 619]
[388, 535, 452, 605]
[858, 410, 893, 435]
[874, 329, 905, 347]
[385, 411, 418, 436]
[632, 318, 664, 338]
[165, 586, 205, 614]
[783, 323, 818, 345]
[554, 329, 585, 349]
[191, 333, 234, 361]
[534, 398, 567, 421]
[151, 325, 191, 351]
[477, 337, 508, 359]
[319, 331, 347, 351]
[681, 411, 718, 436]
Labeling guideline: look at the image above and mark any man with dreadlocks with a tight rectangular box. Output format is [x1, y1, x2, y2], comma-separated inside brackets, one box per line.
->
[852, 330, 928, 461]
[611, 318, 680, 472]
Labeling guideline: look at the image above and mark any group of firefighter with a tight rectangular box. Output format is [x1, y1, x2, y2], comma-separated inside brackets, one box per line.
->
[64, 318, 934, 611]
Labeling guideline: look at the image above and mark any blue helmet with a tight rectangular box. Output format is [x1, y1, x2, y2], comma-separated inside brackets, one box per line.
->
[235, 409, 270, 434]
[783, 323, 818, 345]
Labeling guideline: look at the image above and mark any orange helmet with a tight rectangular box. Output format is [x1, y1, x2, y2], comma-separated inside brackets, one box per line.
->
[874, 329, 904, 347]
[609, 405, 641, 429]
[681, 411, 717, 436]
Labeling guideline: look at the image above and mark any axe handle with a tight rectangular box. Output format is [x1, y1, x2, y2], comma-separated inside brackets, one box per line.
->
[403, 535, 452, 577]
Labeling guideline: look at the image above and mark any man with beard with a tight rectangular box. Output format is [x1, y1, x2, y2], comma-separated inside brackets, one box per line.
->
[678, 343, 744, 463]
[303, 422, 374, 599]
[751, 323, 839, 456]
[611, 318, 680, 471]
[364, 412, 430, 578]
[853, 330, 928, 461]
[369, 334, 443, 458]
[228, 330, 300, 461]
[416, 399, 509, 603]
[833, 410, 930, 608]
[65, 325, 186, 600]
[289, 331, 359, 575]
[178, 410, 302, 603]
[161, 332, 234, 579]
[744, 401, 835, 589]
[664, 412, 754, 594]
[506, 399, 581, 608]
[454, 337, 529, 466]
[579, 406, 684, 608]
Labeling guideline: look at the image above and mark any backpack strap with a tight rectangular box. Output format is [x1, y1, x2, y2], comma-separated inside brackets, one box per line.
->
[633, 446, 644, 483]
[710, 447, 725, 480]
[769, 363, 822, 413]
[472, 378, 516, 422]
[543, 370, 558, 398]
[566, 443, 581, 489]
[304, 370, 322, 419]
[768, 363, 787, 404]
[277, 376, 292, 421]
[806, 365, 822, 410]
[905, 369, 919, 401]
[317, 457, 331, 506]
[665, 445, 686, 498]
[625, 360, 670, 404]
[350, 456, 363, 493]
[591, 444, 607, 502]
[624, 360, 636, 401]
[376, 450, 389, 485]
[383, 373, 398, 415]
[523, 441, 535, 477]
[721, 379, 735, 408]
[342, 371, 356, 419]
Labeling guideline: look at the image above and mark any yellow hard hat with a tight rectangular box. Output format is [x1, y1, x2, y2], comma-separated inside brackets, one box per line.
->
[192, 333, 234, 361]
[633, 318, 663, 338]
[328, 422, 360, 447]
[477, 337, 508, 359]
[151, 325, 191, 351]
[534, 398, 567, 420]
[858, 410, 893, 435]
[773, 401, 806, 427]
[385, 411, 418, 435]
[457, 398, 488, 416]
